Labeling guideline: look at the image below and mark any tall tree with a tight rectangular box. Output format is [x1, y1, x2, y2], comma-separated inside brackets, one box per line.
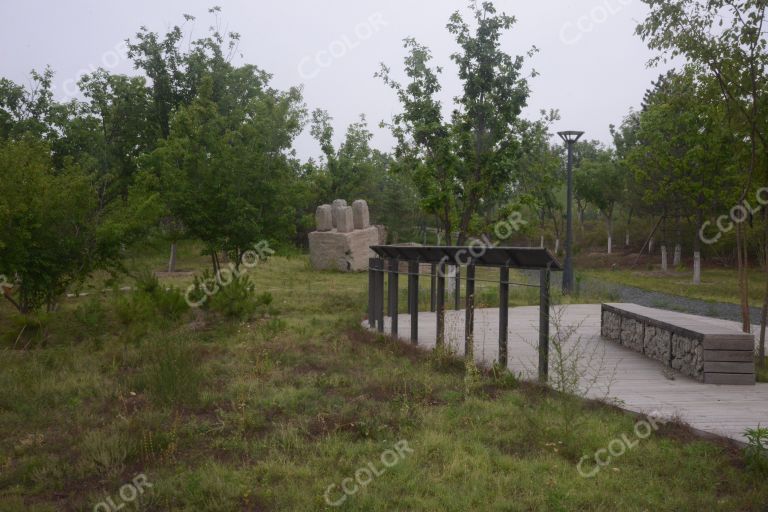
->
[637, 0, 768, 334]
[574, 144, 624, 254]
[143, 76, 304, 273]
[378, 1, 534, 245]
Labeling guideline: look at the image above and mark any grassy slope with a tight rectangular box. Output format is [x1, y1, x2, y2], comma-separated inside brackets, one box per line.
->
[0, 253, 767, 511]
[584, 267, 768, 306]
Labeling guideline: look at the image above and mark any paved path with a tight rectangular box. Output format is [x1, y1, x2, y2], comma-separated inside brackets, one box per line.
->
[366, 304, 768, 443]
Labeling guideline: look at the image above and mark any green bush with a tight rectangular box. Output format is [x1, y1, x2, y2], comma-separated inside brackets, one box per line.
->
[154, 288, 189, 320]
[134, 270, 161, 295]
[1, 312, 51, 348]
[209, 275, 273, 320]
[73, 296, 105, 332]
[114, 275, 189, 324]
[114, 292, 154, 325]
[744, 425, 768, 473]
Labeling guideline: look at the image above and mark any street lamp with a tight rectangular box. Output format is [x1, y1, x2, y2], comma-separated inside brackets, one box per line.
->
[558, 130, 584, 295]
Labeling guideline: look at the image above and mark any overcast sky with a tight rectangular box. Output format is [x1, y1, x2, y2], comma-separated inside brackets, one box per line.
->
[0, 0, 673, 161]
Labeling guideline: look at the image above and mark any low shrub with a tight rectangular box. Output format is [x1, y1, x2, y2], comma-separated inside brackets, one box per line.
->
[209, 275, 273, 320]
[744, 425, 768, 474]
[154, 287, 189, 320]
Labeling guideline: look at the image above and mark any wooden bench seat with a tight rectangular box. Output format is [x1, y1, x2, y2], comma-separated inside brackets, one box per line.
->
[601, 303, 755, 385]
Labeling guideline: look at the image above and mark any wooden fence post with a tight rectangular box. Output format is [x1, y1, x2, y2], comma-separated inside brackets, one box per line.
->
[499, 265, 509, 366]
[368, 258, 375, 328]
[465, 263, 476, 359]
[436, 262, 446, 347]
[388, 258, 398, 337]
[408, 260, 419, 344]
[538, 266, 551, 383]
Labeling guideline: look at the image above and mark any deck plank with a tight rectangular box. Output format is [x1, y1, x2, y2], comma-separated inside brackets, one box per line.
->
[365, 304, 768, 443]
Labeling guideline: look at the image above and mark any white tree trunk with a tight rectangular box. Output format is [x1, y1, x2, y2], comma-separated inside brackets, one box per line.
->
[168, 242, 177, 273]
[606, 217, 613, 255]
[607, 235, 612, 255]
[540, 235, 544, 248]
[625, 232, 630, 247]
[673, 243, 682, 267]
[661, 245, 668, 272]
[649, 237, 654, 254]
[693, 251, 701, 285]
[554, 238, 560, 254]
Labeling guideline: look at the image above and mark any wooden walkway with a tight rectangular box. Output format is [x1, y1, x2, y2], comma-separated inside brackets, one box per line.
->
[365, 304, 768, 443]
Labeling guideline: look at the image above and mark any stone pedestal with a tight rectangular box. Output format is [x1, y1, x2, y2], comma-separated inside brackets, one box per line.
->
[309, 226, 381, 271]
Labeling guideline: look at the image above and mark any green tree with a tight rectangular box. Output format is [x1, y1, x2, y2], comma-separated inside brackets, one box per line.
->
[574, 144, 624, 254]
[637, 0, 768, 334]
[144, 76, 304, 273]
[0, 138, 155, 313]
[378, 2, 534, 245]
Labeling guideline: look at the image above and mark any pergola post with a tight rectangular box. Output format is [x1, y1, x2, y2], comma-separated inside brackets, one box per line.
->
[538, 265, 551, 382]
[454, 266, 461, 310]
[408, 260, 419, 344]
[465, 262, 476, 359]
[436, 262, 446, 347]
[388, 258, 399, 338]
[368, 257, 376, 328]
[375, 258, 385, 332]
[430, 263, 436, 312]
[499, 265, 509, 366]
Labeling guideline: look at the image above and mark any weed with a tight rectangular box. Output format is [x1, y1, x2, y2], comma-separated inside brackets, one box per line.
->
[744, 425, 768, 473]
[143, 337, 203, 407]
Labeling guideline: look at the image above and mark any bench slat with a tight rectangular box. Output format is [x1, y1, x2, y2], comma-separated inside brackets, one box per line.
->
[703, 362, 755, 373]
[703, 350, 755, 362]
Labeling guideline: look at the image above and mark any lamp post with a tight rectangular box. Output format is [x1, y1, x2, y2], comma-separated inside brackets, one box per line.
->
[558, 130, 584, 295]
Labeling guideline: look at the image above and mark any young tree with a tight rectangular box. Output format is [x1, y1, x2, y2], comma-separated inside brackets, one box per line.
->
[574, 145, 624, 254]
[637, 0, 768, 334]
[626, 69, 739, 284]
[143, 76, 304, 273]
[0, 138, 156, 313]
[378, 1, 534, 245]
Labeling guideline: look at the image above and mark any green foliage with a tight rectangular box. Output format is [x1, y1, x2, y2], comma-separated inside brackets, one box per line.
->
[144, 75, 304, 267]
[743, 425, 768, 474]
[378, 2, 533, 244]
[154, 287, 190, 320]
[208, 275, 273, 321]
[114, 279, 189, 325]
[73, 297, 106, 333]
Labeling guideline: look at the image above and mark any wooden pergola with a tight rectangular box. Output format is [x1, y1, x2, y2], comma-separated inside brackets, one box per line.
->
[367, 245, 562, 382]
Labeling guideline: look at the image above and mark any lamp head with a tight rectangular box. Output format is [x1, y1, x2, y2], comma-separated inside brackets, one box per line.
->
[557, 130, 584, 144]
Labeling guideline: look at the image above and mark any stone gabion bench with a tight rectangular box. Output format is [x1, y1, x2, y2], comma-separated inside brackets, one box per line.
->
[601, 303, 755, 385]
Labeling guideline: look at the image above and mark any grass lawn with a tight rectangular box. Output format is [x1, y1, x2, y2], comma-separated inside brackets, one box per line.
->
[584, 267, 768, 306]
[1, 250, 767, 510]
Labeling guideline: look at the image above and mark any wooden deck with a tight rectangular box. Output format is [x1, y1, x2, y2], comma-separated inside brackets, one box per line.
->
[365, 304, 768, 443]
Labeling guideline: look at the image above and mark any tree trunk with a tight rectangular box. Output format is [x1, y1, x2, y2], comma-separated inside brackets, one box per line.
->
[649, 237, 654, 255]
[759, 273, 768, 368]
[168, 242, 177, 273]
[625, 208, 633, 248]
[673, 216, 682, 267]
[554, 238, 560, 255]
[760, 211, 768, 367]
[606, 216, 613, 255]
[661, 245, 668, 272]
[693, 209, 702, 285]
[736, 222, 751, 333]
[539, 235, 544, 248]
[673, 244, 682, 267]
[693, 252, 701, 285]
